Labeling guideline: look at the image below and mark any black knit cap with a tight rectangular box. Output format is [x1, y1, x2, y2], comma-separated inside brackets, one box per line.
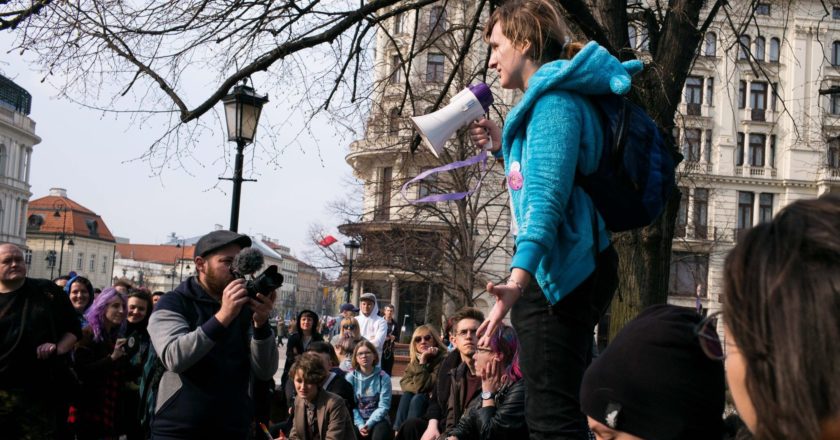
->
[581, 304, 725, 439]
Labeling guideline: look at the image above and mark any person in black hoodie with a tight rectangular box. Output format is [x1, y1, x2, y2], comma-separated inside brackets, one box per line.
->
[147, 230, 279, 439]
[119, 290, 153, 440]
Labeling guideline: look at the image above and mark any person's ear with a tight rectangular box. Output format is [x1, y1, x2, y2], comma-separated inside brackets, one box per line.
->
[194, 256, 206, 274]
[517, 39, 532, 56]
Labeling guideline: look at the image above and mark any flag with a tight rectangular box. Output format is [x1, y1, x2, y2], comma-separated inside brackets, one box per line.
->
[318, 235, 338, 247]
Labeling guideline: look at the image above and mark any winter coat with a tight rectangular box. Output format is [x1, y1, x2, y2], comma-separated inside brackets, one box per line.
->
[448, 378, 527, 440]
[400, 348, 446, 394]
[498, 41, 642, 304]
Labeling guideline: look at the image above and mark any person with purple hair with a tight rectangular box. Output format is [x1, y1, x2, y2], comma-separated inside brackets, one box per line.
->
[73, 287, 129, 439]
[445, 325, 527, 440]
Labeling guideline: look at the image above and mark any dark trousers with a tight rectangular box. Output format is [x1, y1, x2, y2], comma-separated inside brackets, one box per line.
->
[511, 246, 618, 440]
[392, 392, 429, 430]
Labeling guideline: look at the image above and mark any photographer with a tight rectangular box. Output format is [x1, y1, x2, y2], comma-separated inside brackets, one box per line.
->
[148, 230, 279, 439]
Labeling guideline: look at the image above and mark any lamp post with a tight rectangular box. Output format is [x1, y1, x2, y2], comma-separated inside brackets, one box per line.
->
[220, 80, 269, 233]
[175, 240, 190, 282]
[343, 238, 361, 303]
[53, 201, 73, 276]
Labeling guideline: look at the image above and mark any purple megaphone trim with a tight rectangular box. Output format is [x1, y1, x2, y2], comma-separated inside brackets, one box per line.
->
[469, 83, 493, 112]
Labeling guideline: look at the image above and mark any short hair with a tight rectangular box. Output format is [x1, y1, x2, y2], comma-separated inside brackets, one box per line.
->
[351, 339, 380, 370]
[306, 341, 340, 367]
[53, 275, 71, 283]
[288, 352, 329, 385]
[127, 290, 154, 324]
[484, 324, 522, 381]
[383, 304, 395, 310]
[113, 278, 133, 289]
[151, 291, 165, 297]
[450, 307, 485, 332]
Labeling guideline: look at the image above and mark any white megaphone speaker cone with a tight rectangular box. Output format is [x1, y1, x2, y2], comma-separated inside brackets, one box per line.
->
[410, 83, 494, 158]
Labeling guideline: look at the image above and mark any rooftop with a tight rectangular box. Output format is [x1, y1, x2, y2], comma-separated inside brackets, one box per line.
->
[0, 75, 32, 115]
[27, 188, 116, 242]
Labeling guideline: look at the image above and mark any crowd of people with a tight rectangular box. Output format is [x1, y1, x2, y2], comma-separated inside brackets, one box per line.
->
[2, 0, 840, 437]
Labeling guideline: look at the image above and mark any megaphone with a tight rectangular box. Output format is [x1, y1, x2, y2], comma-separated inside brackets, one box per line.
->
[410, 83, 494, 158]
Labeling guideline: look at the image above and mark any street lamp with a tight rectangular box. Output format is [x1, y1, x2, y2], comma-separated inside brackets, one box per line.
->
[220, 80, 269, 233]
[53, 201, 73, 276]
[343, 238, 361, 303]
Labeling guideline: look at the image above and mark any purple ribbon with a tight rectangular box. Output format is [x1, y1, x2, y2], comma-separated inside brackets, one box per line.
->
[401, 152, 489, 203]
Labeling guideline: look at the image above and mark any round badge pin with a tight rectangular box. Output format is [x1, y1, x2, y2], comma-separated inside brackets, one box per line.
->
[508, 170, 523, 191]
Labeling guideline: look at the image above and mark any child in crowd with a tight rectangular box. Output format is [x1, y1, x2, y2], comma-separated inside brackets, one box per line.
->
[286, 352, 355, 440]
[346, 340, 393, 440]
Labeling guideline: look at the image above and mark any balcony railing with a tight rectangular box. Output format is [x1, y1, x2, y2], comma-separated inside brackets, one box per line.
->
[734, 166, 777, 178]
[686, 103, 702, 116]
[680, 161, 713, 174]
[751, 108, 766, 121]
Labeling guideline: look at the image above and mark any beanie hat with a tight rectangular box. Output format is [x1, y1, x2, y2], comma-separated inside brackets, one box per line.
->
[580, 304, 725, 439]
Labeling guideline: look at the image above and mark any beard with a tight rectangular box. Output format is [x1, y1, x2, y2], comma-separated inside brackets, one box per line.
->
[203, 266, 234, 297]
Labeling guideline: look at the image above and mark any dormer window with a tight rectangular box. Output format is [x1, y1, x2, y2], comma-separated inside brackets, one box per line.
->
[86, 219, 99, 236]
[27, 214, 44, 230]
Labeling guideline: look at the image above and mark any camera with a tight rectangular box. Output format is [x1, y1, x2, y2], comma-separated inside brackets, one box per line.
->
[235, 265, 284, 298]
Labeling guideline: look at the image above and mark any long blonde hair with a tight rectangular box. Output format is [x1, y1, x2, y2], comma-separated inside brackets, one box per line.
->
[339, 317, 361, 340]
[408, 324, 447, 364]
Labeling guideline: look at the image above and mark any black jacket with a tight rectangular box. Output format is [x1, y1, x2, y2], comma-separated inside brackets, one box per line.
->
[448, 378, 527, 440]
[424, 349, 462, 422]
[280, 309, 324, 386]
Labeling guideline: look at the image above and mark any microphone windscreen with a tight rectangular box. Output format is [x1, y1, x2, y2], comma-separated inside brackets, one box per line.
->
[232, 247, 264, 275]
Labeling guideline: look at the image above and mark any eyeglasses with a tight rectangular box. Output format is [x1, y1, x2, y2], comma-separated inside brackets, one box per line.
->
[342, 325, 357, 330]
[475, 346, 492, 353]
[413, 334, 432, 344]
[356, 351, 373, 357]
[695, 311, 725, 360]
[456, 328, 479, 337]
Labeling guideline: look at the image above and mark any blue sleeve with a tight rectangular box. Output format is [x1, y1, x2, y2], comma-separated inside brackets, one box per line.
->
[365, 372, 393, 427]
[511, 93, 582, 275]
[346, 373, 367, 428]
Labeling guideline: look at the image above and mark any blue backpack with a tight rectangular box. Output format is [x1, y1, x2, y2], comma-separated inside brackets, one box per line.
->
[577, 94, 677, 232]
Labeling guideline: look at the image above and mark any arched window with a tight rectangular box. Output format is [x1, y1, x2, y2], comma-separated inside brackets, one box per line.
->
[739, 35, 751, 60]
[769, 38, 780, 62]
[833, 41, 840, 66]
[754, 36, 765, 61]
[388, 108, 400, 136]
[704, 32, 717, 56]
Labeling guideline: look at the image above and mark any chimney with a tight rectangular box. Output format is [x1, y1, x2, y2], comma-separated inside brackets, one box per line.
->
[214, 224, 223, 231]
[49, 187, 68, 198]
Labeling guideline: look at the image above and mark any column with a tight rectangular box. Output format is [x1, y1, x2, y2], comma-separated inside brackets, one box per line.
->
[352, 279, 361, 305]
[390, 277, 400, 318]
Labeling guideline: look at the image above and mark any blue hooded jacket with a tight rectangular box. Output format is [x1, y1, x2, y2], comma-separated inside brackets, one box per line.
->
[499, 42, 643, 304]
[345, 366, 392, 429]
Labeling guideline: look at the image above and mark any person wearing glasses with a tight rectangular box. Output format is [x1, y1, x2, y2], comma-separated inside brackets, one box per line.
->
[580, 304, 727, 440]
[393, 325, 448, 432]
[719, 193, 840, 440]
[346, 340, 394, 440]
[446, 324, 527, 440]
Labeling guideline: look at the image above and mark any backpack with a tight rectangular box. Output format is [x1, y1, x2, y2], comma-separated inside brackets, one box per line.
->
[137, 292, 201, 436]
[577, 94, 677, 232]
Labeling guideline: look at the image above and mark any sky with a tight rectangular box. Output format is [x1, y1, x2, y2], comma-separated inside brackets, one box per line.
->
[1, 33, 360, 262]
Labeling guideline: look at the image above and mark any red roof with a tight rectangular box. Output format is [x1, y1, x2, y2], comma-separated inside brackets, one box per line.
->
[115, 243, 196, 264]
[27, 195, 116, 242]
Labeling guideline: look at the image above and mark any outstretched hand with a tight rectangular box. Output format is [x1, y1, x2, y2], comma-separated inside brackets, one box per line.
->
[477, 281, 522, 347]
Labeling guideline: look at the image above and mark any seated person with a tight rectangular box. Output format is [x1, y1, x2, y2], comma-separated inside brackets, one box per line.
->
[445, 324, 527, 440]
[286, 352, 355, 440]
[580, 304, 726, 440]
[394, 325, 447, 432]
[719, 193, 840, 439]
[346, 340, 393, 440]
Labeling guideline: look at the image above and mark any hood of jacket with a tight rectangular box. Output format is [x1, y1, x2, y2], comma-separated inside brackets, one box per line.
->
[503, 42, 643, 148]
[348, 366, 385, 389]
[358, 293, 380, 318]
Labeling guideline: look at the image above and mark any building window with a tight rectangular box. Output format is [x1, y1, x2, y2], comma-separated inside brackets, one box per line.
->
[694, 188, 709, 239]
[737, 191, 755, 233]
[769, 135, 776, 168]
[738, 81, 746, 109]
[389, 55, 402, 84]
[684, 128, 702, 162]
[428, 6, 446, 36]
[759, 193, 774, 223]
[704, 32, 717, 57]
[704, 129, 713, 163]
[829, 138, 840, 168]
[739, 35, 751, 60]
[769, 38, 780, 62]
[77, 252, 84, 270]
[706, 77, 714, 106]
[102, 256, 108, 274]
[676, 186, 688, 238]
[669, 252, 709, 297]
[750, 82, 767, 121]
[46, 250, 56, 269]
[393, 12, 403, 34]
[628, 26, 637, 49]
[388, 108, 400, 136]
[24, 249, 32, 266]
[834, 6, 840, 19]
[833, 41, 840, 66]
[426, 53, 445, 83]
[418, 167, 438, 200]
[736, 132, 745, 166]
[755, 3, 770, 15]
[749, 133, 766, 167]
[770, 83, 778, 111]
[374, 167, 393, 221]
[684, 76, 703, 115]
[89, 254, 96, 272]
[832, 94, 840, 115]
[754, 36, 765, 61]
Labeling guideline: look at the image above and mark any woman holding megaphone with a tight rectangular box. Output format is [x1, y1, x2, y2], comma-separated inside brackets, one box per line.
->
[468, 1, 642, 438]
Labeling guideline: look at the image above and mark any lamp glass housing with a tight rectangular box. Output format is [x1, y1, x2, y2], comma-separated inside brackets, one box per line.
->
[222, 84, 269, 143]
